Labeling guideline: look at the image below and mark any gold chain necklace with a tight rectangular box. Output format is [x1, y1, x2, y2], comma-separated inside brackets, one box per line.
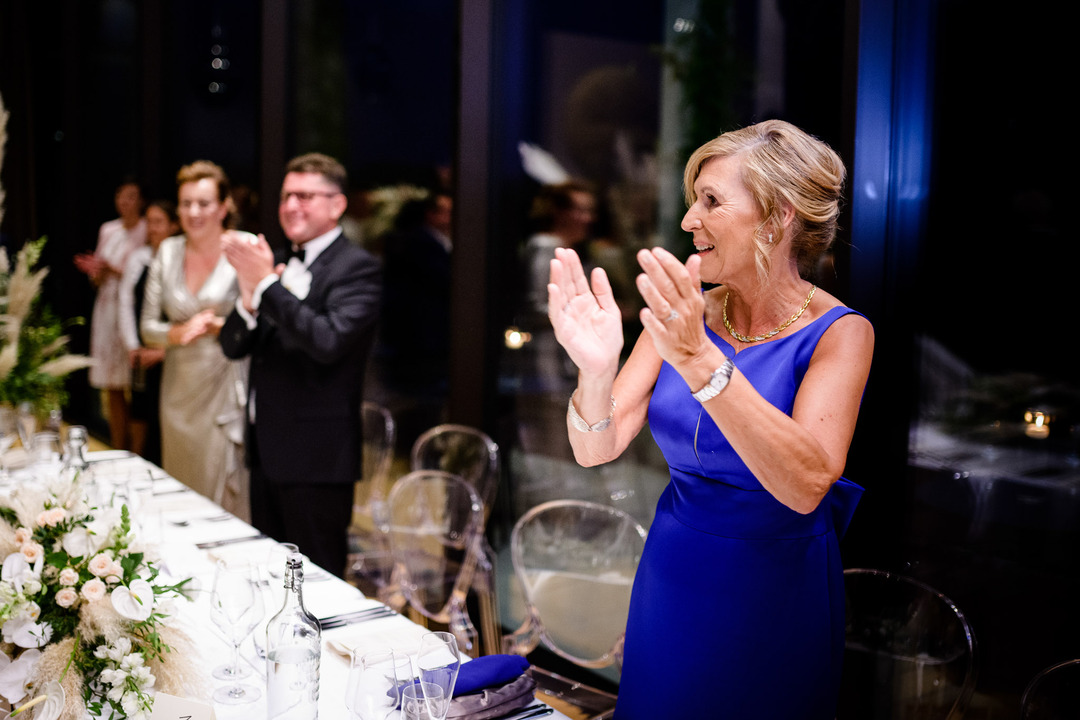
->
[723, 285, 816, 343]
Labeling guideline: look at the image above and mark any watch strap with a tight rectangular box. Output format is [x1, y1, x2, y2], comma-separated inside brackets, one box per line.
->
[691, 357, 735, 403]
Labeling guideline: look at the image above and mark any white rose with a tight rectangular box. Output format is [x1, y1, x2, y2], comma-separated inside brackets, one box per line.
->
[55, 588, 78, 608]
[88, 553, 114, 578]
[36, 508, 66, 527]
[58, 568, 79, 586]
[19, 543, 44, 564]
[81, 578, 107, 602]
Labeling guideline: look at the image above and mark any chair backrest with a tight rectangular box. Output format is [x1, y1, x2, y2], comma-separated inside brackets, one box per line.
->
[386, 470, 485, 626]
[360, 401, 397, 501]
[410, 424, 499, 520]
[1021, 659, 1080, 719]
[839, 568, 978, 720]
[510, 499, 646, 670]
[347, 402, 398, 596]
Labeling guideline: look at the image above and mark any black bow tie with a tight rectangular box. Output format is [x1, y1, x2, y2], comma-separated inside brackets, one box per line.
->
[287, 245, 306, 264]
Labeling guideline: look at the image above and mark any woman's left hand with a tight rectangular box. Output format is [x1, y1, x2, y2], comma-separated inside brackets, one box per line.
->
[636, 247, 710, 368]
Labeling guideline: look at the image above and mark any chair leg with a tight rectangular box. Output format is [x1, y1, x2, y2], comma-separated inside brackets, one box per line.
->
[475, 574, 501, 656]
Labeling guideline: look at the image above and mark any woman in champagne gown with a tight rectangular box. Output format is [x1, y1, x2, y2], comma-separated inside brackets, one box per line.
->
[140, 161, 253, 520]
[547, 120, 874, 719]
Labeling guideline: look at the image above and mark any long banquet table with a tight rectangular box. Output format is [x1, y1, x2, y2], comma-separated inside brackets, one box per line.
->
[67, 451, 571, 720]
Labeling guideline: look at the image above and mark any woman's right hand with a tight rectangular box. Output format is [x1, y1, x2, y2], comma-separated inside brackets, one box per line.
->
[547, 247, 624, 378]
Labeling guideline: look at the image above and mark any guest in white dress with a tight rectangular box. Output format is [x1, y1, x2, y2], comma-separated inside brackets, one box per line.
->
[140, 161, 253, 520]
[74, 180, 147, 450]
[118, 200, 179, 465]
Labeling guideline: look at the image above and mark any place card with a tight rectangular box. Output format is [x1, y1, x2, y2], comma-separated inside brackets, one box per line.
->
[149, 693, 217, 720]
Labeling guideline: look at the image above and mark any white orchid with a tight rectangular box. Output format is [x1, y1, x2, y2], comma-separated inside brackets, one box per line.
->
[0, 647, 40, 704]
[1, 614, 52, 648]
[1, 553, 42, 594]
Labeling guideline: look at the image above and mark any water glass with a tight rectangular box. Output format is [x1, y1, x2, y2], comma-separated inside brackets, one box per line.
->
[401, 682, 447, 720]
[30, 431, 61, 465]
[416, 632, 460, 720]
[345, 649, 410, 720]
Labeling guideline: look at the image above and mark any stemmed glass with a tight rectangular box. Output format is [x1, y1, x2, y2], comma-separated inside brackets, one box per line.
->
[416, 632, 460, 720]
[345, 649, 411, 720]
[209, 562, 263, 704]
[0, 406, 17, 482]
[15, 401, 36, 451]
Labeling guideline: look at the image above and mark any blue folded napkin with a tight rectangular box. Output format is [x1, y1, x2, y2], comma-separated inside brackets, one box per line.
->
[455, 655, 531, 695]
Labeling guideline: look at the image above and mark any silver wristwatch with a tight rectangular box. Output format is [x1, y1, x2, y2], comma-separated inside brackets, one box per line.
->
[691, 357, 735, 403]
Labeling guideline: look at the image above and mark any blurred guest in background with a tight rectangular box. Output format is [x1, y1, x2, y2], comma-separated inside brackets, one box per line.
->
[141, 161, 252, 520]
[379, 190, 452, 448]
[74, 179, 146, 450]
[220, 153, 381, 577]
[118, 199, 179, 465]
[522, 179, 597, 315]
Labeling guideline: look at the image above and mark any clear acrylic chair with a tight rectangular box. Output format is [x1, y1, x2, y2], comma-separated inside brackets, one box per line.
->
[346, 402, 397, 599]
[386, 470, 486, 657]
[838, 568, 978, 720]
[410, 423, 500, 513]
[410, 424, 502, 655]
[1021, 659, 1080, 719]
[503, 499, 647, 718]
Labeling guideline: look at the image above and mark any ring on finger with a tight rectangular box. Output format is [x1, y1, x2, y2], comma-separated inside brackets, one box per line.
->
[662, 309, 679, 322]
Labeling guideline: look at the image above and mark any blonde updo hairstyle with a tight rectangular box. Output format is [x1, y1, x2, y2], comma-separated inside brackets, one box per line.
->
[683, 119, 846, 283]
[176, 159, 237, 229]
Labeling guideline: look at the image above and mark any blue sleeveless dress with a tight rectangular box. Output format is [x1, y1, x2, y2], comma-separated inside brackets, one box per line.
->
[614, 306, 864, 719]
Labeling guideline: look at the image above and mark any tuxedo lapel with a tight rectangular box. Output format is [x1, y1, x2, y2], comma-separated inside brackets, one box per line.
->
[302, 234, 346, 305]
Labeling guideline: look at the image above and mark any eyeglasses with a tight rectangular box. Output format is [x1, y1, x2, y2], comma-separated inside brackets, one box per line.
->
[279, 191, 340, 205]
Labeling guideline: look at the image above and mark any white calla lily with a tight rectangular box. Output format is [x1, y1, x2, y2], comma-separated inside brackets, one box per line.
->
[111, 579, 155, 622]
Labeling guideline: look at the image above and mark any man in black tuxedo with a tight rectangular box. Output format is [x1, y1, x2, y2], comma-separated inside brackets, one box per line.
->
[220, 153, 381, 577]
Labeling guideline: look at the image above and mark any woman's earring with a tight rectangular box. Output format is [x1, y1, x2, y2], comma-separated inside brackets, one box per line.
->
[767, 233, 774, 244]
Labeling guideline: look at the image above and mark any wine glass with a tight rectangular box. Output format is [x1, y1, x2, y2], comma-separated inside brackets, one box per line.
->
[15, 401, 36, 451]
[249, 565, 274, 660]
[0, 406, 17, 482]
[209, 562, 263, 704]
[416, 632, 460, 720]
[345, 650, 410, 720]
[401, 682, 447, 720]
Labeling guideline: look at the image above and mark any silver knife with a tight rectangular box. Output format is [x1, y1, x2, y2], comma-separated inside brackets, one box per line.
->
[195, 533, 268, 549]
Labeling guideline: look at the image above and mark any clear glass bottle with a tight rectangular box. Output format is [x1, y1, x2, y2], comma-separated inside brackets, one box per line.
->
[266, 552, 321, 719]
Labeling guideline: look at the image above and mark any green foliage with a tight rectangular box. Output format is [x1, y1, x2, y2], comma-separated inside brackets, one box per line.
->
[0, 236, 88, 411]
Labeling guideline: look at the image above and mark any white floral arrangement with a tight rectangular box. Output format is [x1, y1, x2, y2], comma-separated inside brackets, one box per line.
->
[0, 471, 198, 720]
